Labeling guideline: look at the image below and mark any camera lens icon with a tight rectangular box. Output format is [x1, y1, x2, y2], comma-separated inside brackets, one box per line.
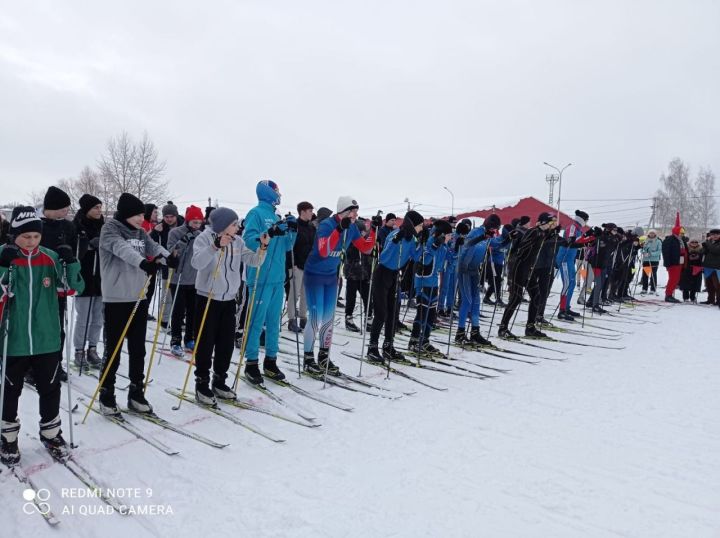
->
[22, 488, 52, 516]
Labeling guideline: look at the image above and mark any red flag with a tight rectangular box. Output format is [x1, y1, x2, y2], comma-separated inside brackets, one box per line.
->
[675, 211, 681, 228]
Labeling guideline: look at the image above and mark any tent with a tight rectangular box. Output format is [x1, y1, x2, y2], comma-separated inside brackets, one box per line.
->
[455, 196, 575, 228]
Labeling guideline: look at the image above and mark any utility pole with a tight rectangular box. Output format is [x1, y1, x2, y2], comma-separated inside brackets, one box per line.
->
[648, 197, 656, 230]
[545, 174, 559, 205]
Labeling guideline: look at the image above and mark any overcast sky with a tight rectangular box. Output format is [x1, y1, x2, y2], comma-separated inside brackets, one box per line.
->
[1, 0, 718, 226]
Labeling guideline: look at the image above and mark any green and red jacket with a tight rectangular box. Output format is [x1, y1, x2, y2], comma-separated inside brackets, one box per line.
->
[0, 245, 84, 357]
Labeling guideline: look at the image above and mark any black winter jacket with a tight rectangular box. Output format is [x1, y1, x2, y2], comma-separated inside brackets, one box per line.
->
[73, 211, 104, 297]
[661, 235, 685, 267]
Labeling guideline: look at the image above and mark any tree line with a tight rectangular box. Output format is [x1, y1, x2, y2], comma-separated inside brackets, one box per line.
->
[654, 157, 717, 231]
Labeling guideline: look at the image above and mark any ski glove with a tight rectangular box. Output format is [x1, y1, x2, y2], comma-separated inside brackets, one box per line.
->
[454, 236, 465, 252]
[140, 259, 160, 275]
[0, 245, 20, 268]
[432, 235, 444, 248]
[181, 231, 197, 244]
[337, 217, 352, 231]
[165, 255, 180, 269]
[285, 215, 298, 231]
[56, 244, 76, 264]
[371, 215, 383, 229]
[87, 237, 100, 250]
[267, 224, 286, 238]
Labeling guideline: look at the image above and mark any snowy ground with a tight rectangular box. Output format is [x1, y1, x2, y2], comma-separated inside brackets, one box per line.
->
[2, 278, 720, 538]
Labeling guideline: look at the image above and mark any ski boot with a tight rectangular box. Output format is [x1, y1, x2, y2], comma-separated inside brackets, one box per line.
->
[98, 387, 122, 416]
[566, 308, 581, 318]
[39, 416, 69, 461]
[303, 352, 323, 374]
[86, 347, 102, 368]
[212, 374, 237, 400]
[244, 361, 265, 385]
[524, 324, 548, 339]
[345, 316, 360, 333]
[127, 384, 153, 414]
[483, 296, 496, 306]
[1, 421, 20, 465]
[454, 327, 470, 346]
[184, 340, 195, 352]
[536, 317, 553, 328]
[382, 341, 406, 361]
[171, 343, 185, 357]
[469, 327, 492, 347]
[234, 331, 243, 349]
[592, 305, 607, 314]
[557, 310, 575, 322]
[195, 377, 217, 406]
[287, 318, 302, 333]
[665, 295, 680, 303]
[366, 344, 384, 364]
[263, 356, 286, 381]
[318, 348, 340, 376]
[74, 349, 87, 369]
[498, 325, 519, 340]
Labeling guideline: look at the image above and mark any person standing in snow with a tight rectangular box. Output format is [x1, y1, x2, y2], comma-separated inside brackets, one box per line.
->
[701, 229, 720, 305]
[679, 238, 703, 303]
[72, 194, 105, 369]
[241, 180, 297, 385]
[166, 205, 204, 357]
[640, 229, 662, 295]
[1, 206, 84, 464]
[302, 196, 378, 375]
[662, 224, 686, 303]
[287, 201, 315, 333]
[97, 193, 177, 416]
[555, 209, 590, 320]
[191, 207, 268, 404]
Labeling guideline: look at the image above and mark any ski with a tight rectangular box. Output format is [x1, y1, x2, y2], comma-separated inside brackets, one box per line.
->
[280, 362, 402, 400]
[4, 464, 61, 525]
[165, 389, 286, 443]
[122, 408, 229, 448]
[499, 337, 576, 357]
[401, 350, 494, 378]
[222, 396, 320, 428]
[239, 378, 318, 422]
[542, 324, 623, 340]
[522, 334, 625, 350]
[341, 352, 448, 391]
[264, 376, 355, 412]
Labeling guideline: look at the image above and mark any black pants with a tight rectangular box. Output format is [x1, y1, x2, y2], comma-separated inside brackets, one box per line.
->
[500, 264, 528, 329]
[194, 296, 236, 383]
[641, 261, 659, 291]
[527, 268, 551, 325]
[535, 267, 554, 318]
[345, 278, 370, 318]
[102, 300, 149, 391]
[170, 284, 196, 346]
[370, 265, 399, 345]
[2, 352, 62, 424]
[486, 263, 503, 300]
[411, 286, 438, 342]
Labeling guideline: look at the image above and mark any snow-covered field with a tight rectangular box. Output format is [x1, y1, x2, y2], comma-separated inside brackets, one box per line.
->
[2, 281, 719, 538]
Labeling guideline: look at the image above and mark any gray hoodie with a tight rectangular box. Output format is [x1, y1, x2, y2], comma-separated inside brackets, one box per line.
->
[167, 223, 201, 286]
[192, 228, 264, 301]
[99, 217, 169, 303]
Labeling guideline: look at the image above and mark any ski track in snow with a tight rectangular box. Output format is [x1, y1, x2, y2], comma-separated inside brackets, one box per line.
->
[2, 278, 720, 537]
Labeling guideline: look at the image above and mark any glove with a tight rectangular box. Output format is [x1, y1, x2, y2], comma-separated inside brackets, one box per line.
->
[213, 234, 223, 249]
[181, 231, 196, 244]
[432, 235, 444, 248]
[593, 226, 603, 236]
[371, 215, 383, 229]
[391, 233, 402, 244]
[337, 217, 352, 231]
[454, 236, 465, 251]
[285, 216, 298, 231]
[0, 245, 20, 268]
[140, 259, 160, 275]
[56, 244, 76, 264]
[87, 237, 100, 250]
[267, 224, 286, 238]
[165, 255, 180, 269]
[418, 228, 430, 244]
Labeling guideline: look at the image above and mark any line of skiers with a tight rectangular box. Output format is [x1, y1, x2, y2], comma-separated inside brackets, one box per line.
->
[4, 182, 719, 466]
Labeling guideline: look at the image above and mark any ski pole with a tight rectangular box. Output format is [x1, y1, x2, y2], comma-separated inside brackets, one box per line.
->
[82, 274, 152, 424]
[174, 251, 224, 410]
[358, 244, 378, 377]
[144, 268, 174, 392]
[60, 261, 77, 448]
[288, 249, 302, 379]
[0, 266, 14, 441]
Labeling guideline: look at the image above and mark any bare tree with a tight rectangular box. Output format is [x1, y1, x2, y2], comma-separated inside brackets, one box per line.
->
[694, 166, 717, 229]
[655, 158, 696, 229]
[133, 131, 168, 203]
[97, 131, 169, 207]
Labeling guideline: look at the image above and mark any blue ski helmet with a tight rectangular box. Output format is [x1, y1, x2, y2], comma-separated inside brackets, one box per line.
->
[256, 180, 281, 206]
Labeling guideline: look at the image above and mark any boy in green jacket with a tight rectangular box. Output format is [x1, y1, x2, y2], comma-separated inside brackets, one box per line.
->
[0, 206, 84, 464]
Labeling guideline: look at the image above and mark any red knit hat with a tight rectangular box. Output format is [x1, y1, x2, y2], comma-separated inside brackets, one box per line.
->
[185, 205, 204, 222]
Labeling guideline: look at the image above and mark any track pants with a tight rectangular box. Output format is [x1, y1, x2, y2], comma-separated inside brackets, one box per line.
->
[641, 261, 659, 292]
[411, 286, 438, 342]
[73, 296, 104, 350]
[2, 352, 62, 425]
[369, 265, 399, 346]
[193, 296, 235, 383]
[170, 284, 196, 346]
[439, 268, 456, 311]
[557, 253, 577, 311]
[287, 267, 307, 321]
[345, 278, 370, 318]
[458, 272, 481, 329]
[591, 267, 608, 307]
[485, 262, 504, 301]
[303, 274, 338, 353]
[665, 265, 682, 297]
[245, 283, 284, 361]
[102, 300, 149, 390]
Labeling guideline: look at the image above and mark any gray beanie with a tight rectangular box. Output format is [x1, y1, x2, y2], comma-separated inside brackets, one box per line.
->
[209, 207, 239, 233]
[633, 226, 644, 237]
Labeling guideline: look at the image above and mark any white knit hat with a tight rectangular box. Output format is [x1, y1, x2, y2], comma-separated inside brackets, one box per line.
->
[336, 196, 359, 214]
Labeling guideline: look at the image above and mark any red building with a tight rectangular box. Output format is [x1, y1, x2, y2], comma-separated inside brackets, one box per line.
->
[456, 196, 574, 228]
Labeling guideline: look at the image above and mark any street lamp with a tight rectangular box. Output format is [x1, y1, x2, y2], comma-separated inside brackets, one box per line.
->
[443, 186, 455, 217]
[543, 161, 572, 219]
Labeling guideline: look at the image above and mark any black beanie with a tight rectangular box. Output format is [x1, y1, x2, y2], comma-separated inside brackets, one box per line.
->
[484, 213, 501, 230]
[433, 220, 453, 235]
[404, 210, 424, 227]
[385, 213, 397, 222]
[455, 222, 470, 235]
[79, 194, 102, 214]
[117, 193, 146, 221]
[10, 206, 42, 235]
[537, 212, 555, 225]
[43, 186, 71, 211]
[316, 207, 333, 222]
[575, 209, 589, 222]
[519, 216, 531, 226]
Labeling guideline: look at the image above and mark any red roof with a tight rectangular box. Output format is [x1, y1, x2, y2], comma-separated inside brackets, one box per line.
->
[456, 196, 575, 229]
